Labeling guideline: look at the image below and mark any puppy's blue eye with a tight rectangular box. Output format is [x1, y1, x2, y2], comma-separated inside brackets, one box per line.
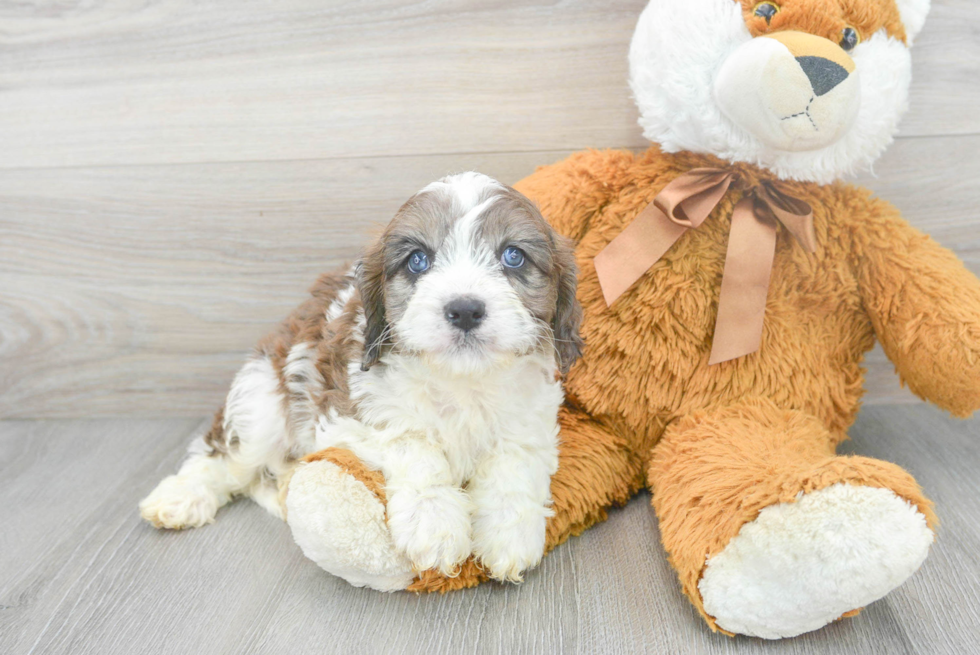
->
[407, 250, 430, 274]
[501, 246, 525, 269]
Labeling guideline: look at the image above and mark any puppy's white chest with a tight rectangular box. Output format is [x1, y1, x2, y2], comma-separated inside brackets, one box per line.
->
[410, 384, 498, 469]
[338, 352, 562, 484]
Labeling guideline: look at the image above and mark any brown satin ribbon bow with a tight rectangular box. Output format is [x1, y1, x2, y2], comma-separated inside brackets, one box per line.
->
[593, 168, 816, 366]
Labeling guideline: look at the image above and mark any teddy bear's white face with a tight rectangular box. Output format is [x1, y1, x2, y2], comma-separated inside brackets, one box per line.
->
[629, 0, 929, 183]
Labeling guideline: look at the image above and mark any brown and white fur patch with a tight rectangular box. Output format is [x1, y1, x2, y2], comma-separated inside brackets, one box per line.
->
[139, 172, 582, 582]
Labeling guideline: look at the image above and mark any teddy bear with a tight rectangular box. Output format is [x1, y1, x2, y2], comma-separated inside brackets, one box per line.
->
[281, 0, 980, 639]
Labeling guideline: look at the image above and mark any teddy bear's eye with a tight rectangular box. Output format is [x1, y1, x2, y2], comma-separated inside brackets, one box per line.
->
[753, 2, 780, 24]
[840, 27, 860, 52]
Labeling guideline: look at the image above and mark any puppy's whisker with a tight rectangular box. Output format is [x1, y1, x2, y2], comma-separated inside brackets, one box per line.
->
[530, 317, 563, 365]
[369, 323, 396, 355]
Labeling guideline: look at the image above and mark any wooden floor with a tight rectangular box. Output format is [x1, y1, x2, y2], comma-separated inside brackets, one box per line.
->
[1, 404, 978, 654]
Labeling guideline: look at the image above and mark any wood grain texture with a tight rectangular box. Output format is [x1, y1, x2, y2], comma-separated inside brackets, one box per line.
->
[0, 151, 574, 418]
[1, 0, 979, 418]
[3, 135, 979, 418]
[0, 0, 976, 170]
[1, 405, 978, 654]
[0, 0, 649, 169]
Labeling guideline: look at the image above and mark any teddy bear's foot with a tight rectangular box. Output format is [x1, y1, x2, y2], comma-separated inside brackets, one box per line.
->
[650, 401, 938, 638]
[285, 454, 416, 592]
[698, 483, 933, 639]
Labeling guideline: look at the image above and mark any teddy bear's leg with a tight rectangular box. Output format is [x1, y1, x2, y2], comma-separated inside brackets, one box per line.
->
[283, 448, 417, 592]
[647, 399, 936, 639]
[545, 406, 648, 541]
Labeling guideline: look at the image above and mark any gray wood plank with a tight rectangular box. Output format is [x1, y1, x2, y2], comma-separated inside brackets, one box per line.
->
[0, 419, 197, 593]
[0, 0, 975, 170]
[573, 495, 920, 655]
[0, 150, 575, 419]
[0, 0, 648, 169]
[1, 406, 978, 654]
[839, 405, 980, 655]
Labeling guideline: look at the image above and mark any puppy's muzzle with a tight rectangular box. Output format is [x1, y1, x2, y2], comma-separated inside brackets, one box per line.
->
[714, 30, 860, 152]
[444, 296, 486, 333]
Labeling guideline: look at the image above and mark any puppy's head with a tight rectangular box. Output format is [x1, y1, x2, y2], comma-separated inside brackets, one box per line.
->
[358, 172, 582, 376]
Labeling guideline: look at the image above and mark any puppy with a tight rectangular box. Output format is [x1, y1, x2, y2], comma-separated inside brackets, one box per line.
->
[140, 172, 583, 581]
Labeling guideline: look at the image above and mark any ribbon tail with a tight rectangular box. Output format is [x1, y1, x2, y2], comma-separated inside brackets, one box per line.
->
[594, 204, 688, 306]
[759, 182, 817, 252]
[708, 197, 778, 365]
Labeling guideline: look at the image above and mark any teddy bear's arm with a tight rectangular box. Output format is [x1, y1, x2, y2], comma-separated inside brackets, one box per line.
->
[849, 195, 980, 417]
[513, 149, 637, 242]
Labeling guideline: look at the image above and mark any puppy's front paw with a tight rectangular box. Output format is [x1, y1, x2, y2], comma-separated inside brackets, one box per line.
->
[473, 512, 547, 583]
[387, 486, 472, 575]
[139, 475, 219, 530]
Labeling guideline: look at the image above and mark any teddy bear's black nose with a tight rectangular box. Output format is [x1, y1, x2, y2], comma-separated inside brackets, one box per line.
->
[796, 56, 850, 96]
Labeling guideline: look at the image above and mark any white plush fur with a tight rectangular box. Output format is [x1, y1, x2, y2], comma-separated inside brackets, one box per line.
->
[287, 459, 416, 591]
[698, 483, 934, 639]
[629, 0, 921, 183]
[714, 34, 860, 152]
[895, 0, 931, 43]
[141, 172, 563, 585]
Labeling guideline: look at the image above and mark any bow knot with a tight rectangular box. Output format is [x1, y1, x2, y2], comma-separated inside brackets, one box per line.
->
[593, 168, 815, 365]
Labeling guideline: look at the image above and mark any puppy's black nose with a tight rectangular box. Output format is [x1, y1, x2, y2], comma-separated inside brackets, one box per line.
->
[444, 297, 486, 332]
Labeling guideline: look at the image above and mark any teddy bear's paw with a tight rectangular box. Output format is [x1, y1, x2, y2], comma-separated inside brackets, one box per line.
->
[387, 485, 473, 576]
[286, 459, 416, 592]
[139, 474, 220, 530]
[698, 483, 934, 639]
[473, 514, 547, 583]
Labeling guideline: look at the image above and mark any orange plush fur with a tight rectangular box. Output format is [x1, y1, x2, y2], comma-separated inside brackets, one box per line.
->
[305, 146, 980, 622]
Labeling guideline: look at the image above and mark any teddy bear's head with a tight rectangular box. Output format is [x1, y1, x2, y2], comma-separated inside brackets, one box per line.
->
[629, 0, 929, 183]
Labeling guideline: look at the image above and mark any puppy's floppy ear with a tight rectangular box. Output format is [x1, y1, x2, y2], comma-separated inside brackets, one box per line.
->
[552, 234, 584, 375]
[357, 237, 388, 371]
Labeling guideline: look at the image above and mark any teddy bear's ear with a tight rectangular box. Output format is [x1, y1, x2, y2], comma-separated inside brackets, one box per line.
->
[895, 0, 930, 44]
